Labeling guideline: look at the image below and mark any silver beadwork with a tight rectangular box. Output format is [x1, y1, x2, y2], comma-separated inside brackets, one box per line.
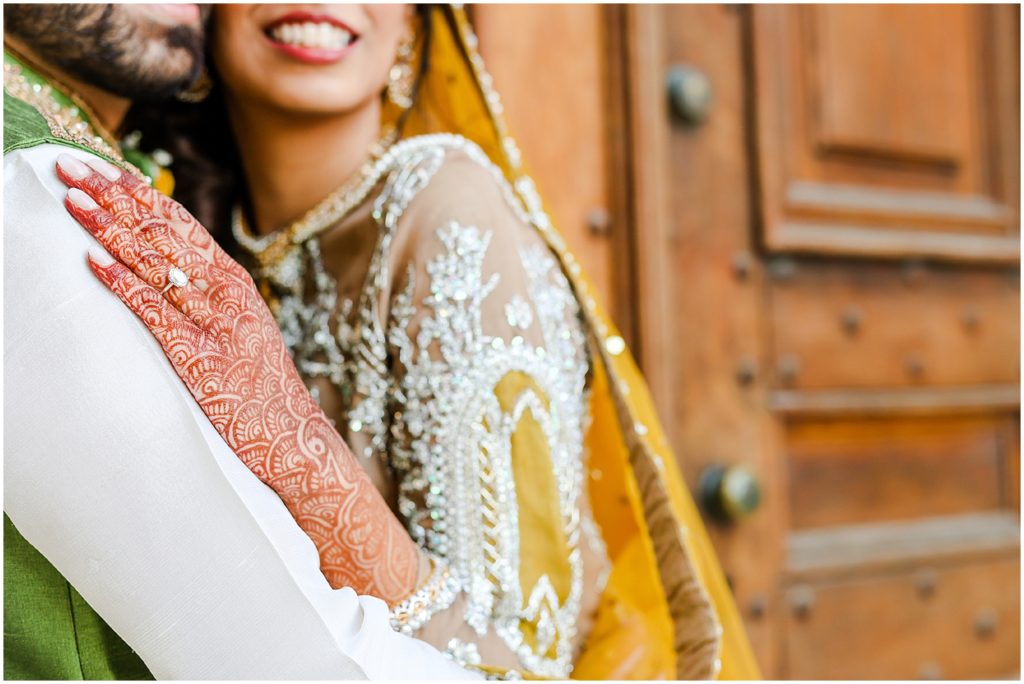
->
[389, 555, 460, 636]
[3, 61, 146, 180]
[261, 135, 598, 678]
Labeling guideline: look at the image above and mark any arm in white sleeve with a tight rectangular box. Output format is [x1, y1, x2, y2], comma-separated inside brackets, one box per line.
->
[2, 144, 478, 680]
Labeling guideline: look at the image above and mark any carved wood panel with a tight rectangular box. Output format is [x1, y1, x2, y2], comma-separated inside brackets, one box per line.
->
[768, 262, 1020, 391]
[752, 5, 1020, 262]
[784, 557, 1020, 679]
[787, 415, 1014, 530]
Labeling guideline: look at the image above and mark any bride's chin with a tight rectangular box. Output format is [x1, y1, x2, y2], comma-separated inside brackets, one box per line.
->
[218, 63, 371, 117]
[252, 84, 377, 118]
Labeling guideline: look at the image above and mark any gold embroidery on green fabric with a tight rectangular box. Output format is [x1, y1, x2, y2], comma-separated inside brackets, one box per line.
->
[2, 60, 145, 180]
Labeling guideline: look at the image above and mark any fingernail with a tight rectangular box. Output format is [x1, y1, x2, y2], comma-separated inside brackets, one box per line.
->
[87, 247, 115, 266]
[67, 188, 99, 210]
[57, 153, 90, 179]
[86, 157, 121, 181]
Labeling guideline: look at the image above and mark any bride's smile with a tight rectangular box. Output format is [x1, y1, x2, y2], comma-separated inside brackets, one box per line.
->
[214, 4, 408, 115]
[264, 10, 360, 64]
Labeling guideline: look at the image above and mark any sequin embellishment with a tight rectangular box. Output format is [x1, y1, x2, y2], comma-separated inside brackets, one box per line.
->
[267, 136, 591, 677]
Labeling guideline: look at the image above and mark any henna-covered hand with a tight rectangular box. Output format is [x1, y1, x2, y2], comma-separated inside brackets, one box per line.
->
[55, 154, 420, 604]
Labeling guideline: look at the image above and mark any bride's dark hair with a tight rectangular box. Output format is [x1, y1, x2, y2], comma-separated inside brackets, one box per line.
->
[122, 7, 433, 249]
[122, 66, 240, 248]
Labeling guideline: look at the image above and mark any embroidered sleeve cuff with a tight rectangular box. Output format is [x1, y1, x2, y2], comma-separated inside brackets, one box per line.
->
[389, 554, 461, 636]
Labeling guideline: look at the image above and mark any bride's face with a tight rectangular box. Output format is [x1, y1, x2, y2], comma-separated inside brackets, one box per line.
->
[212, 3, 410, 115]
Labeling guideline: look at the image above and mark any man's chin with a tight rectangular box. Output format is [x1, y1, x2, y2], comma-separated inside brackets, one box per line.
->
[5, 2, 206, 102]
[104, 28, 206, 101]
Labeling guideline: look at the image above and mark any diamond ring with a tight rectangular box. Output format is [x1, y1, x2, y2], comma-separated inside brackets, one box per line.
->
[160, 267, 190, 295]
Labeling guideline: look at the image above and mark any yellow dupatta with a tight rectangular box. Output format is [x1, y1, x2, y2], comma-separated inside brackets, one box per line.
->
[384, 7, 760, 680]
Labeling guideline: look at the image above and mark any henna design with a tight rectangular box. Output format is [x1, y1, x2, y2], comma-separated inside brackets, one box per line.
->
[58, 159, 419, 603]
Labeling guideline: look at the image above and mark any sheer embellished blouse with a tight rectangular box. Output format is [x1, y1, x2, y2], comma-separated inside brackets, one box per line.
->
[246, 135, 611, 677]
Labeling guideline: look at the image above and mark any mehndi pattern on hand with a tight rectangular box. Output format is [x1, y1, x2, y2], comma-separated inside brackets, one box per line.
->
[57, 154, 420, 604]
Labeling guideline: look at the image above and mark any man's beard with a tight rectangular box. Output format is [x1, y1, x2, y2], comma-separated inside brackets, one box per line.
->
[4, 3, 204, 101]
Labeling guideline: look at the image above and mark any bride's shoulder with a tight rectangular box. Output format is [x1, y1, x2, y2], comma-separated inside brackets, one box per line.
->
[379, 133, 531, 230]
[386, 132, 499, 177]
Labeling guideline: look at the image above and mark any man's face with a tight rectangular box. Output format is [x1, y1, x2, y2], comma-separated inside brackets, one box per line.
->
[4, 3, 206, 101]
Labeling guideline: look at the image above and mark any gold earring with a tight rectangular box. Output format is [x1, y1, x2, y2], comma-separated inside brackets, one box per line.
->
[387, 30, 416, 110]
[177, 66, 213, 104]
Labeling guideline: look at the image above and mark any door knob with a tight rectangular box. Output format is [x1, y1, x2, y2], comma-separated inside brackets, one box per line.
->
[698, 463, 762, 523]
[667, 64, 712, 125]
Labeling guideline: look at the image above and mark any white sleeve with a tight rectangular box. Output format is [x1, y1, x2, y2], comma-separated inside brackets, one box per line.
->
[2, 145, 477, 680]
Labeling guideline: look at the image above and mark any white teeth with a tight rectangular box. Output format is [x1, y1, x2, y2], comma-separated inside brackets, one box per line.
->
[270, 21, 352, 50]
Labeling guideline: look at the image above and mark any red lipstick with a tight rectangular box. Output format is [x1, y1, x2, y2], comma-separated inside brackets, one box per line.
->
[263, 11, 359, 65]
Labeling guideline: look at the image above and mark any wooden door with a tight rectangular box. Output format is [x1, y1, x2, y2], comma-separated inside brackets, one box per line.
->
[622, 4, 1020, 679]
[474, 3, 1020, 679]
[474, 4, 624, 318]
